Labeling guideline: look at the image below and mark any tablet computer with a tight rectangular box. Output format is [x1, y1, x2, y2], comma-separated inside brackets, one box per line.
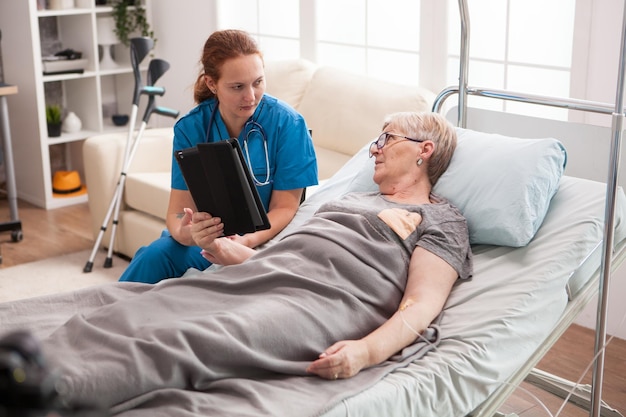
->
[174, 138, 271, 236]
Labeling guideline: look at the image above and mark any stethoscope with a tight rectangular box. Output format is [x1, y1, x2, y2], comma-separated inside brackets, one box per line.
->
[205, 101, 271, 186]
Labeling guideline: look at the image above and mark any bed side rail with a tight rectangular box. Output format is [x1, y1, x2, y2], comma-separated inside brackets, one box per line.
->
[432, 86, 618, 117]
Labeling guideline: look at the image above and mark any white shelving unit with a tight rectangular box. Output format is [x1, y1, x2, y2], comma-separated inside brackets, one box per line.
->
[0, 0, 151, 209]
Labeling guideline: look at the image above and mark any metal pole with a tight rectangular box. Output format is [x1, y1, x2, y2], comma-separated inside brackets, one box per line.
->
[590, 3, 626, 417]
[457, 0, 470, 128]
[432, 86, 625, 116]
[0, 29, 6, 86]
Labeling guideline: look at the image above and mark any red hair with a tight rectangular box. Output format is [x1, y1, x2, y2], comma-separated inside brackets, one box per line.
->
[193, 30, 263, 104]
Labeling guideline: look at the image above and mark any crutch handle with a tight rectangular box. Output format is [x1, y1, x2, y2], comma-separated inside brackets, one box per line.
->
[141, 85, 166, 96]
[154, 106, 179, 119]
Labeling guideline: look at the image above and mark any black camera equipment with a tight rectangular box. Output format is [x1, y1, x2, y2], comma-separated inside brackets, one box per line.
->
[0, 330, 108, 417]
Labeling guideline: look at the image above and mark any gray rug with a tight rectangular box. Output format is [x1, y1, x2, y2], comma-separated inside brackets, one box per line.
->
[0, 250, 129, 303]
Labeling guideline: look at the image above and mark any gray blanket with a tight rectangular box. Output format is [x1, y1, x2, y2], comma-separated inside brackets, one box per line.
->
[0, 193, 466, 416]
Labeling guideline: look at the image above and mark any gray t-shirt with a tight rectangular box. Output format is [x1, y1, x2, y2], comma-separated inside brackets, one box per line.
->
[312, 191, 473, 281]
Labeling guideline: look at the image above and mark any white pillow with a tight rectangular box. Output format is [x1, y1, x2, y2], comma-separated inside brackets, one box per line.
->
[278, 127, 566, 248]
[433, 128, 566, 247]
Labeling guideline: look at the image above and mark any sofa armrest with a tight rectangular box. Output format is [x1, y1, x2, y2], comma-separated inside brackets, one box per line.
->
[82, 127, 174, 240]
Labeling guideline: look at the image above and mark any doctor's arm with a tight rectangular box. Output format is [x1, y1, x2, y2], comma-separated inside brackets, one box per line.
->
[165, 188, 199, 246]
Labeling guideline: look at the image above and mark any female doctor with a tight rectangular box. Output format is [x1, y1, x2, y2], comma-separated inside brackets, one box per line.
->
[119, 29, 318, 284]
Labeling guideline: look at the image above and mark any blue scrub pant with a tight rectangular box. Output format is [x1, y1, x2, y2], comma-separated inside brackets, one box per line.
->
[118, 230, 211, 284]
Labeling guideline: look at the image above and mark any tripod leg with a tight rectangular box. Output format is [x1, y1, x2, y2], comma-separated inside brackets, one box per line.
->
[83, 181, 121, 272]
[103, 176, 127, 268]
[84, 105, 139, 272]
[120, 105, 140, 174]
[101, 56, 177, 268]
[104, 121, 148, 267]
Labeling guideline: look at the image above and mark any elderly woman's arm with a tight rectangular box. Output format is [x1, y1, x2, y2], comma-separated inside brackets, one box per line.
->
[306, 246, 458, 379]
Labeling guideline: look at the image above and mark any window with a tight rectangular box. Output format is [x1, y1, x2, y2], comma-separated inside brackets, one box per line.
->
[316, 0, 422, 85]
[217, 0, 300, 60]
[218, 0, 423, 85]
[217, 0, 579, 121]
[446, 0, 576, 120]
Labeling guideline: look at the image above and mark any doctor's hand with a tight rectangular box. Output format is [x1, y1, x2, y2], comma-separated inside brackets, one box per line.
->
[306, 339, 370, 380]
[185, 208, 224, 249]
[173, 207, 194, 240]
[189, 209, 224, 249]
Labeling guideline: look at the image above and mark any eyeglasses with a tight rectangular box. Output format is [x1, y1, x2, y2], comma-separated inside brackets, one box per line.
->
[369, 132, 425, 157]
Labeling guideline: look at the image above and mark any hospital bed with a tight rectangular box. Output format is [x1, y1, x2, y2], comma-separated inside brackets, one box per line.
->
[5, 120, 622, 417]
[2, 2, 625, 416]
[308, 1, 626, 416]
[295, 125, 626, 417]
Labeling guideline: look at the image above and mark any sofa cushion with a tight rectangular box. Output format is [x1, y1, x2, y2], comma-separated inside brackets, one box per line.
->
[313, 146, 354, 181]
[125, 172, 171, 221]
[264, 59, 317, 109]
[297, 66, 435, 159]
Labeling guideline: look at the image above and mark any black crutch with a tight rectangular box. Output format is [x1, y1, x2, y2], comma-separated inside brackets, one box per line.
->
[83, 39, 176, 272]
[119, 37, 160, 172]
[102, 59, 179, 268]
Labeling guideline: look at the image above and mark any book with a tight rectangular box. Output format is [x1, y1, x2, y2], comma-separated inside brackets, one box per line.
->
[174, 138, 271, 236]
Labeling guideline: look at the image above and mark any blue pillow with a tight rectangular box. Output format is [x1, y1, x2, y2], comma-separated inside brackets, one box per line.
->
[433, 128, 567, 247]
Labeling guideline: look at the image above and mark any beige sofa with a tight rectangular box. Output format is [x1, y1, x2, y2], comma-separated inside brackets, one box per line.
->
[83, 59, 435, 259]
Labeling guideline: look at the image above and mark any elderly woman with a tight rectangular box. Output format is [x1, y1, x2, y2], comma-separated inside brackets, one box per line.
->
[0, 111, 471, 415]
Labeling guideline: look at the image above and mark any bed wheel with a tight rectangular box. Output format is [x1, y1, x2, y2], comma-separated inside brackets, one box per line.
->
[11, 229, 23, 242]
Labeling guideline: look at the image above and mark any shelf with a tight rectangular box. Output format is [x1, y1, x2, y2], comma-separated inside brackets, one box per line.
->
[47, 129, 100, 144]
[49, 193, 89, 209]
[99, 66, 135, 76]
[38, 8, 92, 17]
[0, 0, 152, 210]
[95, 5, 114, 13]
[43, 70, 98, 82]
[95, 5, 142, 14]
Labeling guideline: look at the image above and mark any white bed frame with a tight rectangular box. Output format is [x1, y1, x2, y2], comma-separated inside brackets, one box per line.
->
[434, 2, 626, 416]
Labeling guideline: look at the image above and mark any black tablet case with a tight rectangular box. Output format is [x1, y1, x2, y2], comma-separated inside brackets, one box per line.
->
[174, 138, 271, 236]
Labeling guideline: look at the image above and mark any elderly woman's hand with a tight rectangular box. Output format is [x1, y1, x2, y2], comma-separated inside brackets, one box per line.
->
[200, 236, 256, 266]
[189, 209, 257, 266]
[305, 340, 370, 380]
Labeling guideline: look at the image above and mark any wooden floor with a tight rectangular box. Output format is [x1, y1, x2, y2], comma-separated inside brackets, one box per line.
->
[0, 198, 624, 417]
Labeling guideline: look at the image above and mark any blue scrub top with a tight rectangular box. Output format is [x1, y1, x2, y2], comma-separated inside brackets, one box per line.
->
[171, 94, 318, 211]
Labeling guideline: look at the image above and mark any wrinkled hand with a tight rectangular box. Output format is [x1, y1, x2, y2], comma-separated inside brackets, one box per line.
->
[305, 340, 370, 380]
[189, 208, 224, 249]
[200, 236, 254, 266]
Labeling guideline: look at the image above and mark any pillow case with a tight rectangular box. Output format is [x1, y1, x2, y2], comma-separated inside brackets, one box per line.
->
[279, 127, 566, 247]
[433, 128, 567, 247]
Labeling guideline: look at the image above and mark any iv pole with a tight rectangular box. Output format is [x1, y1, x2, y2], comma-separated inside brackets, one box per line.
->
[590, 2, 626, 416]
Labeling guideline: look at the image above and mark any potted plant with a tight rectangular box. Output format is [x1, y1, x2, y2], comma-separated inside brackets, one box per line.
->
[110, 0, 155, 47]
[46, 104, 62, 137]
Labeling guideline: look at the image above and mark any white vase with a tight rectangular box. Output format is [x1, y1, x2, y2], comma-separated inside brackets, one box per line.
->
[62, 111, 82, 133]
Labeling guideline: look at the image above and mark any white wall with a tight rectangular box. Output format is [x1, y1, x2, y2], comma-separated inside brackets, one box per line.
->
[148, 0, 218, 127]
[575, 0, 625, 127]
